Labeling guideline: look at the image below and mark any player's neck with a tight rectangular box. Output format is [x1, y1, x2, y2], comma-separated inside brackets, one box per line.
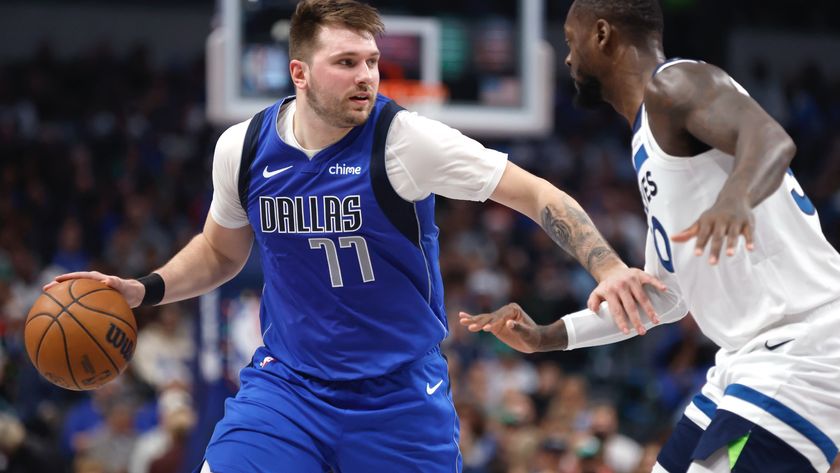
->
[292, 98, 353, 150]
[604, 42, 665, 127]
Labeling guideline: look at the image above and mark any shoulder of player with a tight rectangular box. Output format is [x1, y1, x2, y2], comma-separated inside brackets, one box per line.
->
[644, 62, 729, 114]
[391, 108, 445, 130]
[214, 118, 251, 158]
[388, 109, 463, 143]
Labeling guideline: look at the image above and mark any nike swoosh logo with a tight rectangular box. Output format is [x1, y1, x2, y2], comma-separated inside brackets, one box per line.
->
[764, 338, 794, 351]
[426, 379, 443, 395]
[263, 165, 293, 178]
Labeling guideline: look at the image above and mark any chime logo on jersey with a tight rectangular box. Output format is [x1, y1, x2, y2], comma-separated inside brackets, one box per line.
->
[259, 194, 363, 234]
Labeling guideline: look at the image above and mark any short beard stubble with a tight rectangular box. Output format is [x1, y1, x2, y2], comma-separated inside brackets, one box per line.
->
[306, 78, 373, 128]
[572, 73, 605, 109]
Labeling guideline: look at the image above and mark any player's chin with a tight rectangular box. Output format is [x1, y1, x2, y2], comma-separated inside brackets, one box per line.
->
[572, 87, 604, 109]
[346, 104, 373, 124]
[571, 75, 605, 109]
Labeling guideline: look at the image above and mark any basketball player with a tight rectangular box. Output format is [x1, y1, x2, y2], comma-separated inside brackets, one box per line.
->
[461, 1, 840, 472]
[45, 1, 666, 471]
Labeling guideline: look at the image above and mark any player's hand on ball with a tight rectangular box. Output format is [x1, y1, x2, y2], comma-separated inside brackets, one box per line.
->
[27, 279, 136, 390]
[588, 267, 666, 336]
[44, 271, 145, 308]
[459, 303, 542, 353]
[671, 195, 755, 265]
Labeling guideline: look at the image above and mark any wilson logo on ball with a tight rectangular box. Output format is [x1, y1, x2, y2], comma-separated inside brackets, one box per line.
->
[105, 323, 135, 361]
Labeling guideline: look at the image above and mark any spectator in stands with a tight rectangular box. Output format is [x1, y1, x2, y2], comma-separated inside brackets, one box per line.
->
[129, 387, 196, 473]
[84, 397, 138, 473]
[588, 403, 642, 473]
[0, 411, 65, 473]
[132, 303, 194, 390]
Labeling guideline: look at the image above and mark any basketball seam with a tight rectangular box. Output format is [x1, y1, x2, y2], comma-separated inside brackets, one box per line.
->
[54, 319, 82, 390]
[41, 291, 122, 378]
[34, 316, 58, 373]
[68, 280, 117, 304]
[67, 279, 110, 301]
[33, 298, 69, 376]
[68, 281, 137, 337]
[59, 308, 122, 374]
[71, 288, 113, 300]
[69, 286, 111, 297]
[27, 312, 58, 324]
[52, 320, 82, 390]
[72, 300, 137, 337]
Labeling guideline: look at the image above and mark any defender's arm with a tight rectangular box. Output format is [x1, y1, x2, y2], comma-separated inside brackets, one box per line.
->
[648, 63, 796, 262]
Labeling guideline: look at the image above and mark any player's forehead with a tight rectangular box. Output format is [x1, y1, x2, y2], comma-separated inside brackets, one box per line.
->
[313, 24, 380, 59]
[564, 2, 592, 35]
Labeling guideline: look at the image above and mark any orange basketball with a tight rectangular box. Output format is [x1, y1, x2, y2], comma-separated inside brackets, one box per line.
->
[24, 279, 137, 390]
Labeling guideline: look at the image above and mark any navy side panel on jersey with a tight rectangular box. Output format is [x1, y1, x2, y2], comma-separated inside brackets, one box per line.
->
[242, 95, 446, 380]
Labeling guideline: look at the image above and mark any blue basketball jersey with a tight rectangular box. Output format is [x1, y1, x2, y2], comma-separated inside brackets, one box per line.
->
[240, 95, 447, 380]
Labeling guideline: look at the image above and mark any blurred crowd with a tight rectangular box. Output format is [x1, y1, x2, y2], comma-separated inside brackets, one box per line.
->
[0, 32, 839, 473]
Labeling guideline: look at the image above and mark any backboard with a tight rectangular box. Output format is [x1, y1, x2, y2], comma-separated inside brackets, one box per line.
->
[207, 0, 553, 137]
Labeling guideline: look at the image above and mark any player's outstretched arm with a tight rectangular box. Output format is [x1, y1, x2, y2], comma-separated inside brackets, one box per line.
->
[459, 303, 546, 353]
[489, 162, 666, 334]
[459, 284, 687, 352]
[45, 217, 254, 308]
[649, 62, 796, 264]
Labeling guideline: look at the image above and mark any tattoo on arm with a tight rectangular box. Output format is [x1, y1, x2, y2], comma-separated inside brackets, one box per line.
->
[540, 202, 620, 278]
[586, 247, 613, 274]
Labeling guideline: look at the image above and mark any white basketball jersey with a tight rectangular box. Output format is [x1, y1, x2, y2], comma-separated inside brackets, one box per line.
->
[634, 59, 840, 351]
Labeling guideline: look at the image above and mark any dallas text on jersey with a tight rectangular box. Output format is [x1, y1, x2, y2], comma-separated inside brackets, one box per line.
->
[259, 195, 362, 234]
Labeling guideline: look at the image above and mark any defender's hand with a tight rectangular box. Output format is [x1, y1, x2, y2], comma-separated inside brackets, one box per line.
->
[588, 267, 666, 335]
[671, 196, 755, 265]
[459, 303, 542, 353]
[44, 271, 145, 308]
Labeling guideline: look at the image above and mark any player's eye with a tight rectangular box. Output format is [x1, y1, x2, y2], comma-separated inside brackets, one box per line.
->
[338, 59, 354, 66]
[366, 58, 378, 67]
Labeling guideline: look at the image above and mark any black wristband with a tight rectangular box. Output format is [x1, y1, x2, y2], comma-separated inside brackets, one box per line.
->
[137, 272, 165, 306]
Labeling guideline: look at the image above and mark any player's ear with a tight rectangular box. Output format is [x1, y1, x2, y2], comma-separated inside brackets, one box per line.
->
[289, 59, 309, 90]
[594, 19, 612, 51]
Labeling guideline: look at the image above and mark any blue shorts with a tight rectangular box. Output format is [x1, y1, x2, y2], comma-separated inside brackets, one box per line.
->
[658, 407, 820, 473]
[201, 346, 461, 473]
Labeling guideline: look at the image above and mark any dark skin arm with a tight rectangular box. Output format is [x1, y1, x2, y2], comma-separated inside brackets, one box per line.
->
[458, 303, 568, 353]
[645, 62, 796, 264]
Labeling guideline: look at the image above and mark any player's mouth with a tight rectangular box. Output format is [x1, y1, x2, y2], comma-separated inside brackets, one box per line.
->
[349, 92, 371, 105]
[569, 73, 584, 91]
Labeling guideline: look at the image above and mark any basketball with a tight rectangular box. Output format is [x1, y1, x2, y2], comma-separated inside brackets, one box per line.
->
[24, 279, 137, 391]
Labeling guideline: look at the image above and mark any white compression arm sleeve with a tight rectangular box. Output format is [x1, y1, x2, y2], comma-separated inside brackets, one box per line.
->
[564, 286, 688, 350]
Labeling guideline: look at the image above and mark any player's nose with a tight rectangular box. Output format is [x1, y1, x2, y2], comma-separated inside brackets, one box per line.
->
[356, 63, 375, 85]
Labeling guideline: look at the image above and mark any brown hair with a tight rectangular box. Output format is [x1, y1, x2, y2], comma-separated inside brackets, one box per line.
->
[289, 0, 384, 61]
